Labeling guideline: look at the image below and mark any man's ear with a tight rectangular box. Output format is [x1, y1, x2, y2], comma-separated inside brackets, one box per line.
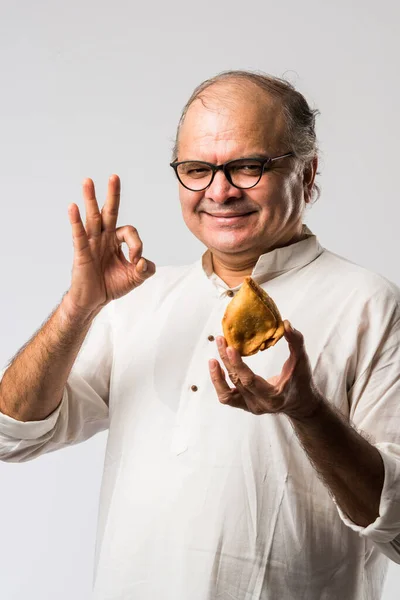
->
[303, 157, 318, 204]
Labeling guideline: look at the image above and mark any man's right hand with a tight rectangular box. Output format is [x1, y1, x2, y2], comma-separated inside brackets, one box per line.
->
[64, 174, 156, 317]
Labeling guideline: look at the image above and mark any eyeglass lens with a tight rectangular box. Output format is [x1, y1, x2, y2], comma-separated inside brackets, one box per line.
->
[176, 159, 263, 191]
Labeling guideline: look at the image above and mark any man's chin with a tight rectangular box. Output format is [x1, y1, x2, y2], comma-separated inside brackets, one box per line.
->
[187, 221, 262, 255]
[205, 233, 255, 255]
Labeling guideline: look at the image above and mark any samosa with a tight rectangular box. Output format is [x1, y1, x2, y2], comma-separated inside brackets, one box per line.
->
[222, 277, 285, 356]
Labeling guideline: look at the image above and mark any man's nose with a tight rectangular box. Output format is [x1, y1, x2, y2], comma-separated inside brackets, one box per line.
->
[205, 170, 242, 204]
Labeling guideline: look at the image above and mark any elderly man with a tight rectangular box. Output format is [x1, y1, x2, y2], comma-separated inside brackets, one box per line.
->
[1, 70, 400, 600]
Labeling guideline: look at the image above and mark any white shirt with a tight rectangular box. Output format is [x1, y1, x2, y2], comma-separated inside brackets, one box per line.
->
[2, 229, 400, 600]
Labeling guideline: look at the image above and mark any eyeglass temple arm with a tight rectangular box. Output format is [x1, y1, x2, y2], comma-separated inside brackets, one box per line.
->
[270, 152, 294, 163]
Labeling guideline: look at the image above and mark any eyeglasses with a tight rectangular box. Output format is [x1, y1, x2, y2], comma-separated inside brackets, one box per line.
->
[170, 153, 294, 192]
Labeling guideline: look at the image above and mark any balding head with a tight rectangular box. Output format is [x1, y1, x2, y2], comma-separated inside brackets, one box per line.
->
[178, 83, 288, 170]
[173, 70, 320, 200]
[179, 79, 287, 159]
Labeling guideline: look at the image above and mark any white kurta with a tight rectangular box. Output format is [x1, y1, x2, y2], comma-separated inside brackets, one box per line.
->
[2, 231, 400, 600]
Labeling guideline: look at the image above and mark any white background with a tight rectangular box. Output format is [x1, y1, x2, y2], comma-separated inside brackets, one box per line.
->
[0, 0, 399, 597]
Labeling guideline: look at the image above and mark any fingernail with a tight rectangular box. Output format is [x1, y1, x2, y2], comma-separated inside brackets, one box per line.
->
[216, 337, 223, 347]
[209, 359, 217, 370]
[141, 259, 148, 272]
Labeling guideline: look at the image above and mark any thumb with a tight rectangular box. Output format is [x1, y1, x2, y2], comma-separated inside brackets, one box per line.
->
[283, 320, 305, 356]
[134, 257, 156, 281]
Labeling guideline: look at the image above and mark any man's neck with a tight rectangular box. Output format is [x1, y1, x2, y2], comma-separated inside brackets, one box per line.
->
[211, 256, 257, 288]
[211, 229, 309, 289]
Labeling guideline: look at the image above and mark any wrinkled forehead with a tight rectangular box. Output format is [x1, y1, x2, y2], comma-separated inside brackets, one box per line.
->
[178, 83, 287, 160]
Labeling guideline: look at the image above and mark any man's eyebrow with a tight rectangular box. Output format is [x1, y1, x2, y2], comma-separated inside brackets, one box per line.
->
[233, 153, 270, 161]
[177, 153, 273, 163]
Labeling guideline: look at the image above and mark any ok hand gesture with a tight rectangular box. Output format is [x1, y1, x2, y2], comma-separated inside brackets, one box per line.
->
[66, 175, 155, 316]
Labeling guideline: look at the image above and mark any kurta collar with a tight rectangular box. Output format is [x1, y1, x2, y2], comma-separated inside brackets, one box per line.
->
[200, 225, 323, 295]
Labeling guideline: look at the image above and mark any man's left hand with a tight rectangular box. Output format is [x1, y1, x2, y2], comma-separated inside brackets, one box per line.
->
[209, 321, 321, 420]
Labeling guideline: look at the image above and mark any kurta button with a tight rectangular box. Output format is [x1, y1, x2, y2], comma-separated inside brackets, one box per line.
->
[191, 385, 198, 392]
[227, 290, 234, 297]
[208, 335, 215, 341]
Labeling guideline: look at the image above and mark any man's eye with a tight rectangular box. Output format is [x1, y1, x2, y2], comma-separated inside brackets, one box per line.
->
[183, 166, 211, 179]
[240, 165, 260, 172]
[188, 168, 208, 175]
[232, 164, 262, 176]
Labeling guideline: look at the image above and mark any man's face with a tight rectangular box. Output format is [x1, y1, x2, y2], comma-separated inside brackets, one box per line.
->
[176, 85, 312, 260]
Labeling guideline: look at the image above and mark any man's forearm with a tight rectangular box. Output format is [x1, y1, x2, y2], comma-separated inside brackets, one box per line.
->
[289, 394, 384, 527]
[0, 293, 99, 422]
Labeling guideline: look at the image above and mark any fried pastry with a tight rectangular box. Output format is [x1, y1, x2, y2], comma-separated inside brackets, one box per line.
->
[222, 277, 285, 356]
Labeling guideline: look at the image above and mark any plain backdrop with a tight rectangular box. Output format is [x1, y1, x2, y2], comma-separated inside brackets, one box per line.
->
[0, 0, 399, 598]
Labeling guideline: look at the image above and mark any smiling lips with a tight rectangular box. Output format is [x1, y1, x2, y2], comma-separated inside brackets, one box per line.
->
[204, 211, 255, 223]
[206, 211, 254, 217]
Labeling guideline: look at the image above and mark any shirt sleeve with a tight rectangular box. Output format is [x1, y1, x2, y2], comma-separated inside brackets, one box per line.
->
[0, 302, 114, 463]
[334, 446, 400, 563]
[337, 290, 400, 562]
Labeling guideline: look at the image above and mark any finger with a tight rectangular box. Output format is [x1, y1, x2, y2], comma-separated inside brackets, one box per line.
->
[82, 178, 102, 239]
[280, 321, 311, 387]
[209, 360, 247, 410]
[114, 223, 156, 284]
[216, 336, 241, 386]
[284, 320, 306, 357]
[101, 174, 121, 232]
[209, 359, 232, 402]
[226, 346, 256, 392]
[226, 346, 274, 396]
[134, 257, 156, 282]
[68, 203, 92, 263]
[115, 225, 143, 264]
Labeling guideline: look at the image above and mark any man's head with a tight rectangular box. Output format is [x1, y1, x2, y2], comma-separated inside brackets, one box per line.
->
[171, 71, 319, 266]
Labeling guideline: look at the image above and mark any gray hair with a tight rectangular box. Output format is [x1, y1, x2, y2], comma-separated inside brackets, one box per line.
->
[172, 70, 320, 202]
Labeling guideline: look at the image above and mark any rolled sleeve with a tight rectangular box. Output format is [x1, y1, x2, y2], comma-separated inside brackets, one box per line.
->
[334, 445, 400, 562]
[0, 302, 113, 462]
[340, 296, 400, 562]
[0, 386, 66, 441]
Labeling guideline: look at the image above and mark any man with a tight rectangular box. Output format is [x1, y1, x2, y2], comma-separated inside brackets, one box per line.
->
[0, 70, 400, 599]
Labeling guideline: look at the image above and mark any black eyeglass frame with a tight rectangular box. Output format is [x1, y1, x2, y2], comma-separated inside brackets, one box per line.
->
[170, 152, 294, 191]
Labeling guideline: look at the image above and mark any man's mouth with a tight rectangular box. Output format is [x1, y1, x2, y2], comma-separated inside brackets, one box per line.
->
[203, 211, 256, 224]
[207, 212, 253, 217]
